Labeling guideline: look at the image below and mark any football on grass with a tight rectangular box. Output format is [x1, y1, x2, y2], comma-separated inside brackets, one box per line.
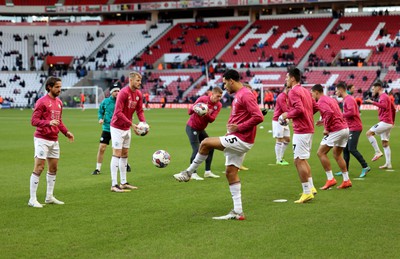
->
[152, 150, 171, 168]
[193, 102, 208, 116]
[135, 122, 149, 136]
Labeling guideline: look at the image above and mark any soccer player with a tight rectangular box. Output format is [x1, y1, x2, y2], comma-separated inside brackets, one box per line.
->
[280, 67, 318, 203]
[335, 83, 370, 178]
[109, 71, 146, 192]
[29, 76, 74, 208]
[365, 81, 396, 169]
[173, 69, 264, 220]
[272, 86, 290, 166]
[91, 83, 131, 175]
[311, 84, 351, 190]
[186, 87, 223, 180]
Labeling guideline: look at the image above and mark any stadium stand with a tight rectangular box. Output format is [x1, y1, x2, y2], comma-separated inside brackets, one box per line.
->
[303, 69, 377, 98]
[312, 15, 400, 67]
[137, 21, 248, 68]
[141, 71, 202, 103]
[86, 23, 171, 71]
[221, 18, 332, 66]
[0, 72, 80, 107]
[385, 70, 400, 89]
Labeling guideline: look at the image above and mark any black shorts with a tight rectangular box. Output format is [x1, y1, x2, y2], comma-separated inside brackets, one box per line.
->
[100, 131, 111, 145]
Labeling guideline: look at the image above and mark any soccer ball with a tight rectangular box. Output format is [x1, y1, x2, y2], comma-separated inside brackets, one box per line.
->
[152, 150, 171, 168]
[135, 121, 150, 136]
[193, 102, 208, 116]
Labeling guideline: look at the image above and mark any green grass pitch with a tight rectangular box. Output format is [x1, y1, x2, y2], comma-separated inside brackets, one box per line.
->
[0, 108, 399, 258]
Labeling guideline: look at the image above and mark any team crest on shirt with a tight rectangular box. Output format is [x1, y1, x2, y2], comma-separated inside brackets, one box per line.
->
[214, 106, 217, 110]
[136, 96, 139, 101]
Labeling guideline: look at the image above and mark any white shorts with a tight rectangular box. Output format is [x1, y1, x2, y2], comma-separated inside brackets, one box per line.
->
[110, 126, 131, 149]
[34, 137, 60, 159]
[369, 121, 393, 141]
[219, 135, 254, 168]
[292, 134, 313, 159]
[272, 120, 290, 138]
[320, 128, 349, 148]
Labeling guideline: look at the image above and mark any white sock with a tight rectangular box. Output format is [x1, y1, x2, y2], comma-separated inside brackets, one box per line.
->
[119, 157, 128, 184]
[110, 156, 119, 186]
[187, 153, 208, 174]
[205, 170, 211, 174]
[383, 146, 391, 165]
[326, 170, 334, 180]
[229, 183, 242, 214]
[342, 172, 350, 181]
[368, 136, 381, 153]
[308, 177, 314, 188]
[30, 173, 40, 201]
[281, 142, 289, 160]
[96, 163, 102, 171]
[301, 182, 311, 194]
[275, 142, 282, 162]
[46, 173, 56, 199]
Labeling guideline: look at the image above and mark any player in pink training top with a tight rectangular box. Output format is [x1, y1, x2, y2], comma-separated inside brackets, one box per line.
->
[280, 67, 318, 204]
[335, 83, 370, 178]
[311, 84, 351, 190]
[365, 81, 396, 169]
[174, 69, 264, 220]
[186, 87, 223, 180]
[29, 76, 74, 208]
[272, 85, 291, 166]
[109, 71, 146, 192]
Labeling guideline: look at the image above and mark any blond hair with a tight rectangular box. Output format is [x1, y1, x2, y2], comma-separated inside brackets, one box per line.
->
[212, 86, 223, 94]
[129, 71, 142, 79]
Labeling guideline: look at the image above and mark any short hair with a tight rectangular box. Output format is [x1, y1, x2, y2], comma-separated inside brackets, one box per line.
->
[373, 81, 383, 88]
[311, 84, 324, 93]
[45, 76, 61, 92]
[287, 67, 301, 82]
[223, 69, 240, 82]
[129, 71, 141, 79]
[336, 82, 346, 91]
[346, 84, 354, 91]
[212, 86, 223, 94]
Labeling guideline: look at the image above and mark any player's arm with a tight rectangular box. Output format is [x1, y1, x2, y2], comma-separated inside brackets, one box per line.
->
[98, 100, 106, 123]
[236, 93, 264, 132]
[206, 103, 222, 123]
[31, 102, 52, 127]
[135, 92, 146, 123]
[113, 91, 131, 125]
[286, 92, 304, 119]
[372, 98, 389, 110]
[342, 100, 357, 119]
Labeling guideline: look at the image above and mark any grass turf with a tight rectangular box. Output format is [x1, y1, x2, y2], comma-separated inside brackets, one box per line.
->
[0, 108, 399, 258]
